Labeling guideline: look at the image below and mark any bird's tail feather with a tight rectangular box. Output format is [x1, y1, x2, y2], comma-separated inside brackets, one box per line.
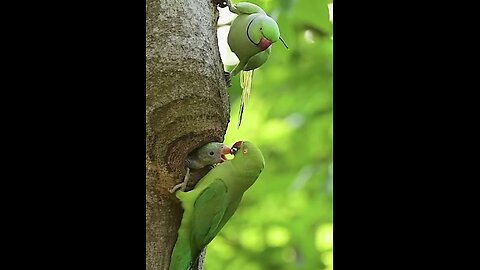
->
[169, 226, 192, 270]
[237, 70, 254, 129]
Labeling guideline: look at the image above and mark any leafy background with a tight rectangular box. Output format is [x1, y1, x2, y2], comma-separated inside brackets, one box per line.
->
[207, 0, 333, 269]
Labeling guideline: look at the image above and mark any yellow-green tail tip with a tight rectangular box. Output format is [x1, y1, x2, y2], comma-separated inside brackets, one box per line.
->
[237, 70, 254, 129]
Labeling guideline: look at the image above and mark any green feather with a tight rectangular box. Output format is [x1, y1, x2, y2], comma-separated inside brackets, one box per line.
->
[227, 1, 283, 127]
[238, 70, 253, 128]
[169, 141, 265, 270]
[228, 2, 266, 15]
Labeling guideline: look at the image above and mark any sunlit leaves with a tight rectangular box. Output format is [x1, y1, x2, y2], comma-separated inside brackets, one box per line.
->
[206, 0, 333, 269]
[266, 226, 291, 247]
[315, 223, 333, 251]
[290, 0, 332, 37]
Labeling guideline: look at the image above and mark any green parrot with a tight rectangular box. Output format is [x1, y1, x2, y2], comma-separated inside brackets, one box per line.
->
[170, 142, 232, 192]
[225, 0, 288, 128]
[169, 141, 265, 270]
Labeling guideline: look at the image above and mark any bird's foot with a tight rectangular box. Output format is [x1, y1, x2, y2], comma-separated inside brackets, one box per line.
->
[168, 182, 184, 193]
[168, 168, 191, 193]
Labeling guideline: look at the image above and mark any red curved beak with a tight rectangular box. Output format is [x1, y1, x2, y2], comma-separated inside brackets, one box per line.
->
[258, 38, 272, 51]
[220, 146, 232, 162]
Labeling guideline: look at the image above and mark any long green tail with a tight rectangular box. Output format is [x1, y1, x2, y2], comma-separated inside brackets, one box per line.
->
[169, 192, 194, 270]
[238, 70, 254, 128]
[169, 228, 192, 270]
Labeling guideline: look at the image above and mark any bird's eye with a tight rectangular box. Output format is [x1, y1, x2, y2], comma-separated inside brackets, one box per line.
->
[209, 152, 214, 155]
[260, 27, 263, 30]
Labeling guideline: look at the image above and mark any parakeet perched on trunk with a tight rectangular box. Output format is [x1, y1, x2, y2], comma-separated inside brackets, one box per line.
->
[169, 141, 265, 270]
[225, 0, 288, 128]
[170, 142, 232, 193]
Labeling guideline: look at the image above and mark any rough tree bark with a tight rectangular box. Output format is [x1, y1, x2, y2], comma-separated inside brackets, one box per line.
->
[146, 0, 230, 269]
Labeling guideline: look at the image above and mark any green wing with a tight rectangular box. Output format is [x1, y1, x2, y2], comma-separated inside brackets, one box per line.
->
[230, 2, 266, 15]
[243, 48, 271, 71]
[190, 179, 229, 262]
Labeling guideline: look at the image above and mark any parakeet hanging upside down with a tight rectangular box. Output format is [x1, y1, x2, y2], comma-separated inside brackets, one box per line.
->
[169, 141, 265, 270]
[225, 0, 288, 128]
[170, 142, 232, 193]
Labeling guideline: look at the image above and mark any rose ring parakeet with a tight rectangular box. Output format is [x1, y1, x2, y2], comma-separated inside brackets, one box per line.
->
[170, 142, 232, 193]
[169, 141, 265, 270]
[225, 0, 288, 128]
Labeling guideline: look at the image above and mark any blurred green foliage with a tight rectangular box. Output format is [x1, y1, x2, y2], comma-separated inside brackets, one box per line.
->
[206, 0, 333, 269]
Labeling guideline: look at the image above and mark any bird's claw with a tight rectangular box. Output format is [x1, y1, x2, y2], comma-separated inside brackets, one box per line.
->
[169, 168, 191, 193]
[168, 183, 185, 193]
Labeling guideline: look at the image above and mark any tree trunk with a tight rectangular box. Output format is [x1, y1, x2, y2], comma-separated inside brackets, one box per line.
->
[146, 0, 230, 269]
